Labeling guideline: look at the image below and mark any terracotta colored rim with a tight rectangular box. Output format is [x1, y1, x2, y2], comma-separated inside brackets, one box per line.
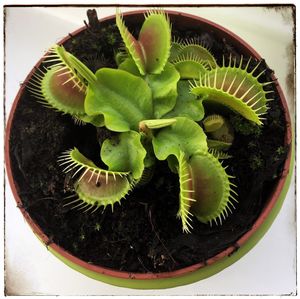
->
[5, 10, 293, 282]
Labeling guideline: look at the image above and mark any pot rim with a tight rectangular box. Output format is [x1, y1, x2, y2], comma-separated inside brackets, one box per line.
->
[5, 9, 293, 282]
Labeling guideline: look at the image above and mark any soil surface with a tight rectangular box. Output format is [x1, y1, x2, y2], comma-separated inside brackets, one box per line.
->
[8, 11, 288, 273]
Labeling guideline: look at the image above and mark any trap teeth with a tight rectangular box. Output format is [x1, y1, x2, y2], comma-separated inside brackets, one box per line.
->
[58, 148, 132, 213]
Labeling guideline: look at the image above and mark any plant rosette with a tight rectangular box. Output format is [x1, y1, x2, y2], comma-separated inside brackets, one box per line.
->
[6, 9, 293, 289]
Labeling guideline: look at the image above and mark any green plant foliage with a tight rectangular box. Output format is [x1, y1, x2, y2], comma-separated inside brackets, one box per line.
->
[116, 9, 171, 75]
[178, 39, 217, 68]
[276, 146, 285, 155]
[115, 50, 128, 66]
[203, 114, 224, 132]
[116, 10, 146, 75]
[152, 117, 208, 162]
[203, 114, 234, 148]
[210, 120, 234, 144]
[101, 131, 147, 180]
[145, 62, 180, 118]
[208, 148, 232, 160]
[177, 151, 195, 233]
[207, 139, 232, 151]
[29, 66, 86, 115]
[171, 56, 211, 79]
[85, 68, 153, 132]
[47, 45, 97, 86]
[139, 10, 172, 74]
[118, 57, 141, 76]
[188, 151, 237, 225]
[27, 45, 102, 126]
[29, 9, 274, 233]
[190, 57, 271, 125]
[177, 149, 236, 231]
[118, 59, 180, 119]
[164, 81, 205, 121]
[180, 45, 217, 68]
[140, 118, 177, 131]
[169, 38, 183, 61]
[75, 169, 132, 212]
[169, 38, 218, 79]
[74, 114, 104, 127]
[58, 148, 132, 212]
[136, 166, 155, 186]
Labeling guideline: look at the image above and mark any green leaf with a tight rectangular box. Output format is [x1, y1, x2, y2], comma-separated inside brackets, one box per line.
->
[208, 148, 232, 159]
[76, 114, 104, 127]
[172, 58, 210, 79]
[146, 62, 180, 118]
[116, 10, 146, 75]
[173, 149, 237, 229]
[208, 117, 234, 144]
[190, 64, 270, 125]
[85, 68, 153, 132]
[101, 131, 146, 180]
[203, 114, 225, 132]
[116, 9, 171, 75]
[169, 40, 217, 79]
[152, 117, 207, 162]
[49, 45, 97, 86]
[28, 66, 86, 115]
[164, 80, 205, 121]
[118, 57, 141, 77]
[207, 139, 232, 151]
[189, 151, 237, 225]
[139, 10, 171, 74]
[75, 170, 132, 212]
[115, 50, 129, 66]
[169, 40, 183, 61]
[140, 118, 177, 130]
[178, 44, 217, 69]
[58, 148, 132, 212]
[177, 151, 195, 233]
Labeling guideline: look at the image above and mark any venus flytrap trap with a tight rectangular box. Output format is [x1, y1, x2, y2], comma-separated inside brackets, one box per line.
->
[28, 9, 271, 233]
[203, 114, 234, 152]
[189, 55, 273, 125]
[116, 9, 171, 75]
[169, 37, 217, 80]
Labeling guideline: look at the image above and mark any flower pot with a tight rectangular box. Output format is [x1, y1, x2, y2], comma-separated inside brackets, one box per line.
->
[5, 8, 294, 291]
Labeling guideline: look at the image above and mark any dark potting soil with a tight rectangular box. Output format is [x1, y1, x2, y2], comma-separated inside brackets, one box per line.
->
[8, 11, 289, 273]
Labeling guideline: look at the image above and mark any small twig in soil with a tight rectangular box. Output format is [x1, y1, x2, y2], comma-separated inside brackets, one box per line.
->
[149, 208, 177, 266]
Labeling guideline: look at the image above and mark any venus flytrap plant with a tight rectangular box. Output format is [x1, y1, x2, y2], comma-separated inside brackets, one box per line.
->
[28, 9, 271, 233]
